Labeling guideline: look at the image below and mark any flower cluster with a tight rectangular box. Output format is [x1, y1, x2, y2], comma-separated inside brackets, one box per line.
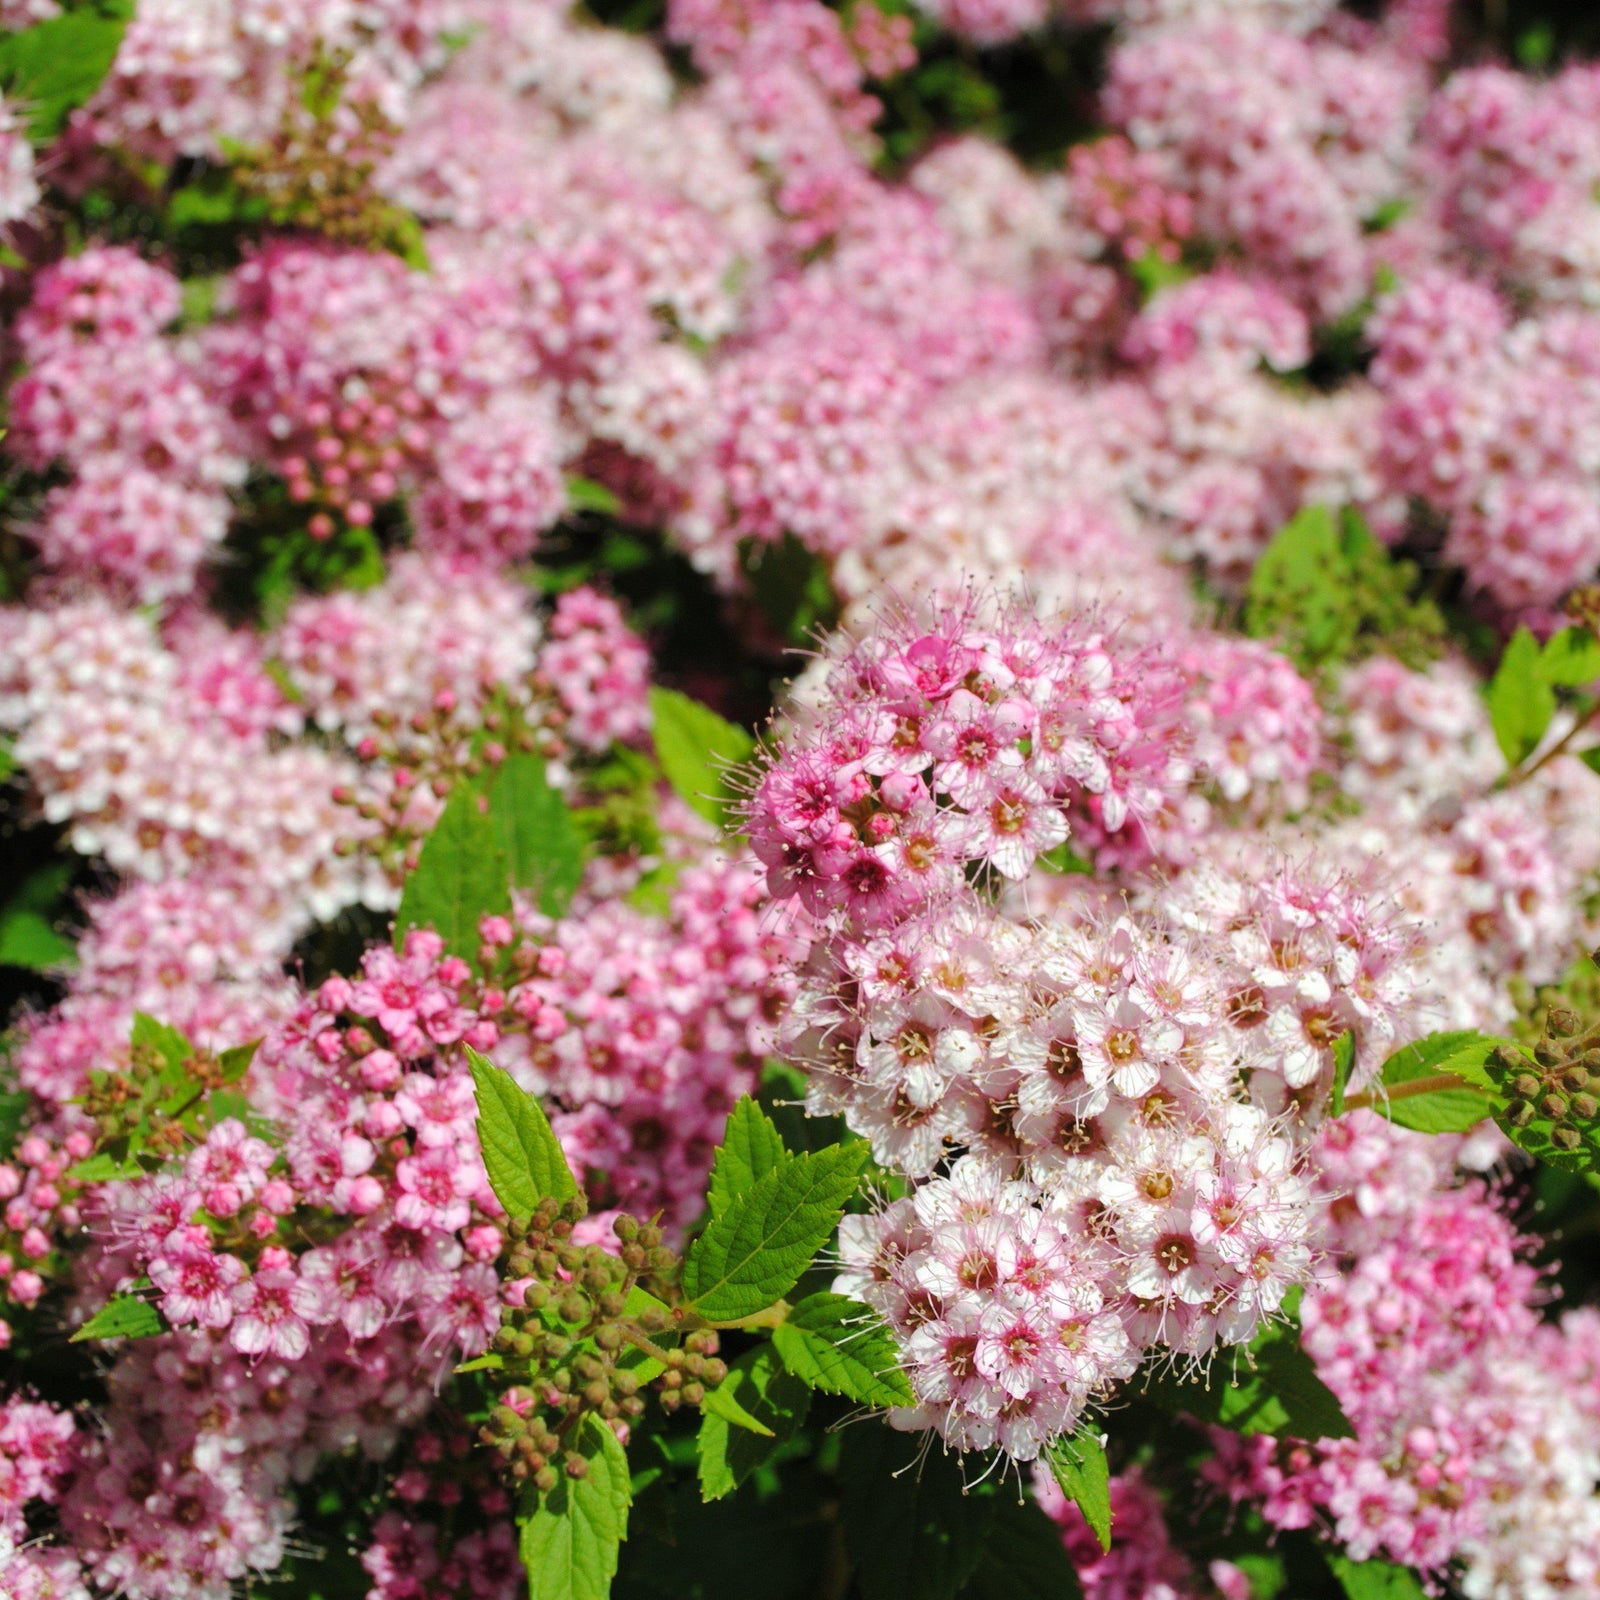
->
[1, 0, 1600, 1594]
[752, 600, 1426, 1459]
[1208, 1112, 1600, 1598]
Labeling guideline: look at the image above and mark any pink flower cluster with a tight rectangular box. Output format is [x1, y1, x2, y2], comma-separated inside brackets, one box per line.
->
[753, 601, 1421, 1459]
[10, 249, 241, 602]
[1369, 271, 1600, 608]
[0, 1394, 81, 1600]
[0, 599, 383, 942]
[23, 843, 789, 1594]
[1209, 1113, 1600, 1598]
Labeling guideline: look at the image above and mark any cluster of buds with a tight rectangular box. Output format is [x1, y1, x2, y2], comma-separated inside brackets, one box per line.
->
[229, 50, 426, 267]
[480, 1197, 727, 1490]
[1494, 1006, 1600, 1154]
[332, 687, 565, 883]
[80, 1036, 234, 1161]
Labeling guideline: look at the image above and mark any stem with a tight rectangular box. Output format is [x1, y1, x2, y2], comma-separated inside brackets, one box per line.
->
[1498, 697, 1600, 790]
[707, 1299, 791, 1332]
[620, 1327, 677, 1366]
[1342, 1072, 1477, 1113]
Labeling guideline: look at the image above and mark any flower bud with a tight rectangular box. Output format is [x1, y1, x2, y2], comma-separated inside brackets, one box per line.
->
[1546, 1007, 1582, 1038]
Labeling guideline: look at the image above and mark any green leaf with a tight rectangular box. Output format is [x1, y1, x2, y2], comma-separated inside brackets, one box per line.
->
[1037, 843, 1094, 875]
[1329, 1030, 1354, 1118]
[218, 1040, 261, 1085]
[696, 1347, 810, 1501]
[1243, 506, 1444, 674]
[65, 1152, 142, 1183]
[71, 1292, 166, 1343]
[648, 688, 755, 830]
[616, 1285, 671, 1383]
[0, 910, 74, 969]
[1045, 1425, 1111, 1553]
[565, 475, 622, 516]
[0, 5, 133, 144]
[394, 786, 511, 969]
[681, 1143, 866, 1322]
[1128, 250, 1192, 303]
[740, 533, 839, 650]
[707, 1097, 788, 1218]
[1244, 506, 1347, 661]
[487, 752, 586, 918]
[1327, 1553, 1428, 1600]
[519, 1416, 631, 1600]
[1374, 1031, 1502, 1133]
[0, 1089, 27, 1160]
[1487, 627, 1557, 767]
[131, 1012, 193, 1075]
[699, 1377, 776, 1438]
[838, 1426, 995, 1600]
[167, 170, 267, 231]
[959, 1496, 1085, 1600]
[1142, 1320, 1355, 1441]
[466, 1046, 578, 1218]
[771, 1292, 914, 1407]
[1537, 627, 1600, 687]
[7, 860, 70, 915]
[1477, 1037, 1600, 1173]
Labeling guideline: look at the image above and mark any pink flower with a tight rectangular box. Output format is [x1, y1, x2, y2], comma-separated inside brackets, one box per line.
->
[230, 1267, 319, 1361]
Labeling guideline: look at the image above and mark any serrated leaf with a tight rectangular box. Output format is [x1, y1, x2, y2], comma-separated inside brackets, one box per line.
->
[1329, 1030, 1354, 1118]
[1538, 627, 1600, 687]
[959, 1495, 1085, 1600]
[0, 5, 133, 144]
[1327, 1553, 1428, 1600]
[519, 1416, 631, 1600]
[700, 1377, 776, 1438]
[681, 1143, 865, 1322]
[1487, 627, 1556, 766]
[467, 1047, 578, 1218]
[1374, 1031, 1502, 1133]
[394, 786, 511, 969]
[648, 688, 755, 830]
[696, 1348, 810, 1501]
[1045, 1425, 1111, 1553]
[487, 752, 585, 918]
[71, 1293, 167, 1343]
[131, 1012, 192, 1074]
[771, 1292, 913, 1407]
[838, 1426, 995, 1600]
[708, 1097, 788, 1218]
[0, 910, 74, 969]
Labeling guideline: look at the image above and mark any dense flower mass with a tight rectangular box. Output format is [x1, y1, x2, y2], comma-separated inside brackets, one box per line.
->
[1, 0, 1600, 1597]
